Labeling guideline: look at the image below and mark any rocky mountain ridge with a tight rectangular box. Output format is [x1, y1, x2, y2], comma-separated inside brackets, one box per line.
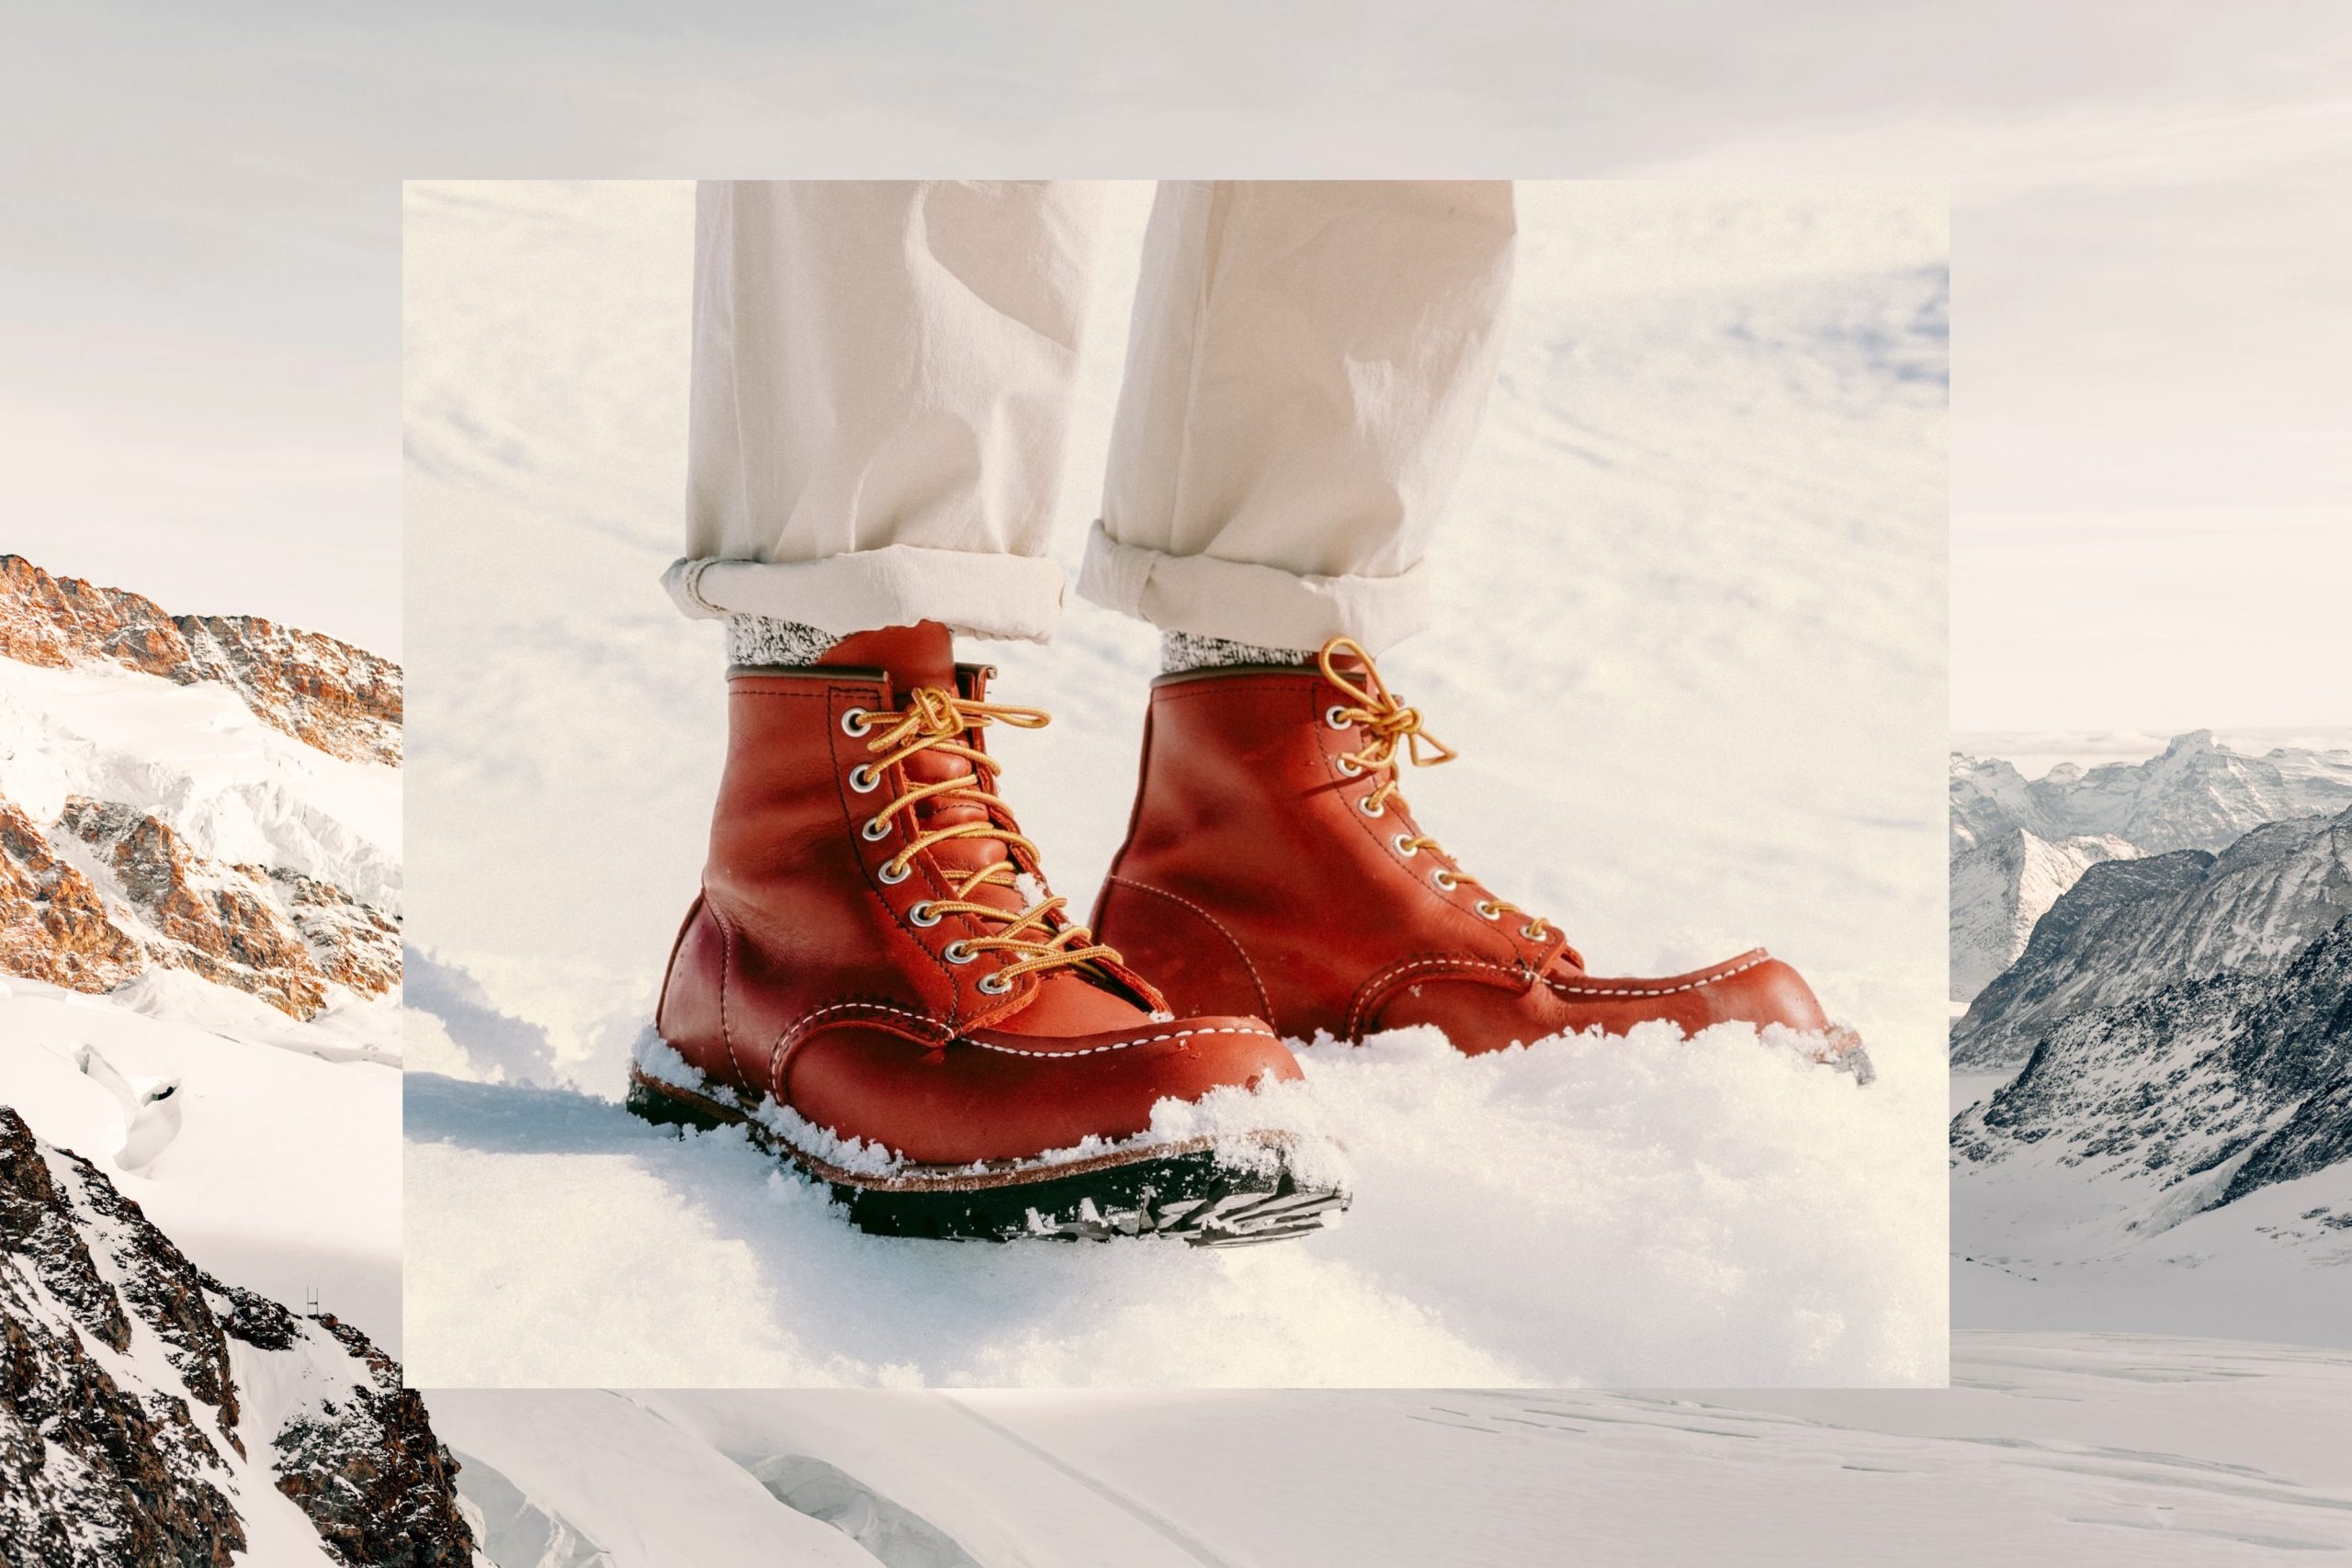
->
[0, 1107, 479, 1567]
[1952, 806, 2352, 1069]
[1951, 730, 2352, 858]
[0, 555, 401, 769]
[1945, 731, 2352, 1006]
[1952, 917, 2352, 1232]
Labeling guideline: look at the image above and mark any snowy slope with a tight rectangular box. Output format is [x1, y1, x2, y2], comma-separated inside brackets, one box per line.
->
[401, 181, 1948, 1387]
[407, 1015, 1932, 1388]
[1948, 826, 2136, 1003]
[424, 1333, 2352, 1568]
[0, 652, 399, 910]
[1953, 807, 2352, 1068]
[0, 976, 402, 1351]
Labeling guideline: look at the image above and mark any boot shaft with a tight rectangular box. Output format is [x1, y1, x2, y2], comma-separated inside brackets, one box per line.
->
[662, 621, 1163, 1088]
[1102, 663, 1555, 1038]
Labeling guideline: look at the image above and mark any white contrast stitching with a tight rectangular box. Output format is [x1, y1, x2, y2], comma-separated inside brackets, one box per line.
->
[963, 1025, 1279, 1059]
[765, 1005, 1272, 1084]
[1543, 953, 1769, 998]
[1343, 952, 1772, 1036]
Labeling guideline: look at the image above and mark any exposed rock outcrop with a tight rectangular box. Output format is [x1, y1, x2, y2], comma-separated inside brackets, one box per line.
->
[61, 798, 333, 1019]
[0, 1108, 479, 1568]
[0, 797, 144, 993]
[0, 797, 402, 1020]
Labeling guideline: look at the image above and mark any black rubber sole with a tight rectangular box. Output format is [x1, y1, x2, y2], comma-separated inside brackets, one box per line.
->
[626, 1069, 1349, 1247]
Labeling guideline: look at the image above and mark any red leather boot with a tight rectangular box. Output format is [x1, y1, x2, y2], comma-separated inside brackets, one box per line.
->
[1093, 638, 1871, 1077]
[632, 622, 1349, 1243]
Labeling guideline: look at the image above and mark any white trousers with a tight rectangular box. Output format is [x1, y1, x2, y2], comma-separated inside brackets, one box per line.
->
[667, 181, 1516, 651]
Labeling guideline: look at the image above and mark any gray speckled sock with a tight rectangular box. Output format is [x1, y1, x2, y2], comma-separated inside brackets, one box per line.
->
[726, 615, 841, 669]
[1159, 631, 1315, 674]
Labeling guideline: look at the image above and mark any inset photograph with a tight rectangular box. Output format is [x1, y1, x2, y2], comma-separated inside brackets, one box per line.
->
[401, 179, 1949, 1387]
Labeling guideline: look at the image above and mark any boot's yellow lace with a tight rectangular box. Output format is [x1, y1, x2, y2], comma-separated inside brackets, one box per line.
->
[851, 686, 1120, 990]
[1317, 637, 1555, 944]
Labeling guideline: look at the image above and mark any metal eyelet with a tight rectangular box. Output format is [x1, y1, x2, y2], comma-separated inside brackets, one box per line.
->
[1336, 756, 1363, 777]
[908, 900, 941, 927]
[1431, 868, 1459, 891]
[1521, 922, 1546, 941]
[1392, 832, 1419, 858]
[1360, 794, 1386, 818]
[861, 816, 892, 841]
[1475, 900, 1501, 920]
[977, 972, 1012, 995]
[847, 763, 881, 795]
[876, 860, 910, 886]
[841, 708, 871, 736]
[943, 940, 976, 964]
[1325, 705, 1354, 730]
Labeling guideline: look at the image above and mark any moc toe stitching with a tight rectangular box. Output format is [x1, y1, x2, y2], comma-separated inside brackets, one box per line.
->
[1543, 950, 1771, 998]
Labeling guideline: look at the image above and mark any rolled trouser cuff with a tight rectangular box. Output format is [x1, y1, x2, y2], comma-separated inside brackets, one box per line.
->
[663, 548, 1067, 643]
[1076, 520, 1430, 654]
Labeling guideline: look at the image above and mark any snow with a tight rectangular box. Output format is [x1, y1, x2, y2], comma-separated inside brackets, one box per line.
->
[401, 180, 1947, 1387]
[0, 651, 400, 910]
[425, 1332, 2352, 1567]
[216, 1332, 408, 1568]
[410, 1010, 1935, 1386]
[0, 976, 403, 1355]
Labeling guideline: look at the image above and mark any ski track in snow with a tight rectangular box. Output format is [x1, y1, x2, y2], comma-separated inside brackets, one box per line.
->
[401, 181, 1949, 1387]
[425, 1333, 2352, 1567]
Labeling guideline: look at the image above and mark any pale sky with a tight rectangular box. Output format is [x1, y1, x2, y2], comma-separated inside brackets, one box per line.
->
[2, 3, 2346, 711]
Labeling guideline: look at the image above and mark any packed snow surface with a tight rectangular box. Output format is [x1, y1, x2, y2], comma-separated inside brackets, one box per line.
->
[401, 181, 1947, 1386]
[426, 1333, 2352, 1567]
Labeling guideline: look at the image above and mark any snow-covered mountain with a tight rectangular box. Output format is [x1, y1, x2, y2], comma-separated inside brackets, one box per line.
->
[1954, 918, 2351, 1211]
[1951, 731, 2352, 858]
[1952, 807, 2352, 1069]
[1949, 743, 2352, 1346]
[3, 556, 403, 1349]
[0, 556, 400, 1023]
[1951, 917, 2352, 1345]
[1945, 732, 2352, 1006]
[0, 1107, 479, 1567]
[1948, 828, 2136, 1004]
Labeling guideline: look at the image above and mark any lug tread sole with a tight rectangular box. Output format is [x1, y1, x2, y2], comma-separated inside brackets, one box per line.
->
[625, 1064, 1347, 1247]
